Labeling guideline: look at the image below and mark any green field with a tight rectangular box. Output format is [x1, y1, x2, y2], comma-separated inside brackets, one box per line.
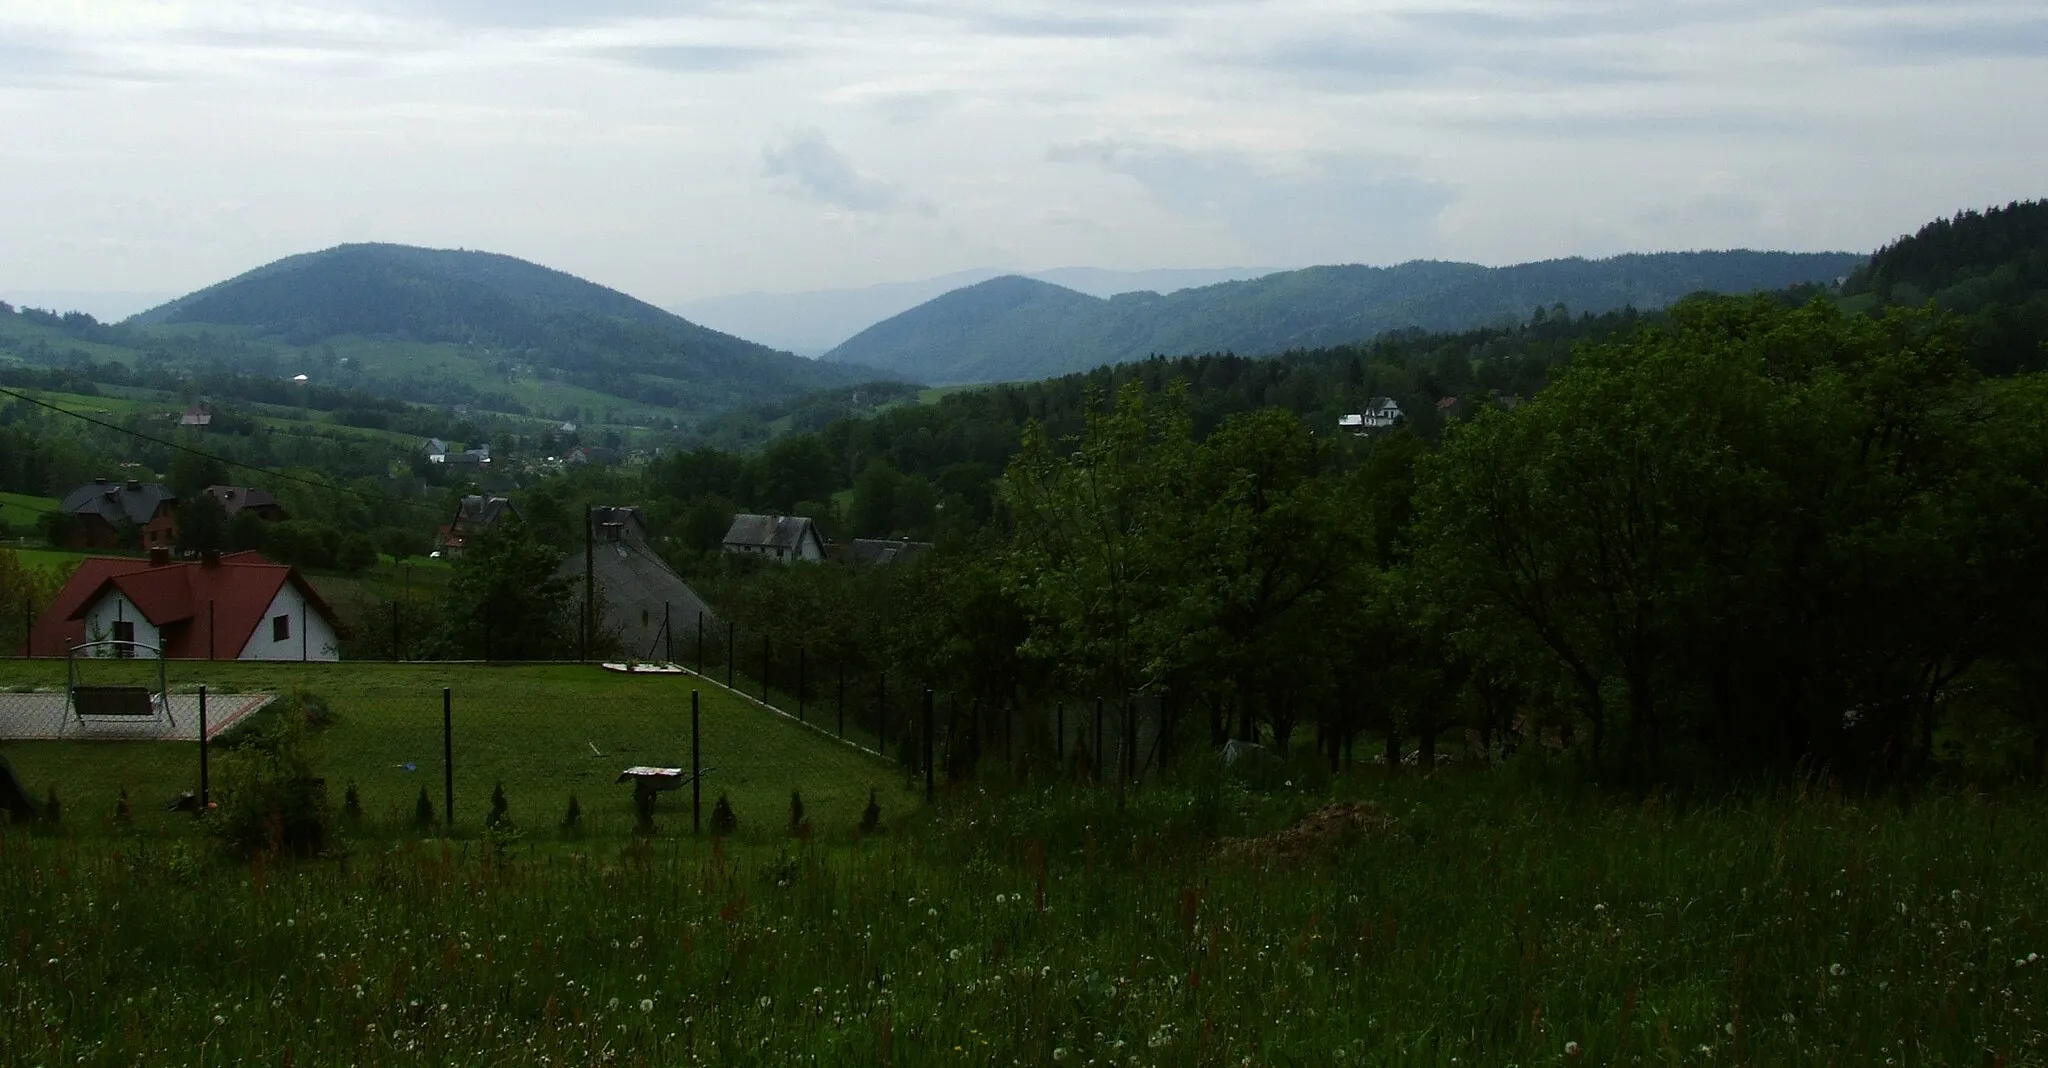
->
[0, 661, 912, 841]
[0, 490, 56, 530]
[2, 761, 2043, 1065]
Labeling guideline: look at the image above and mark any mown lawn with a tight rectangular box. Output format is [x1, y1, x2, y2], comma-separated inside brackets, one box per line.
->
[1, 769, 2043, 1065]
[0, 661, 913, 842]
[0, 490, 57, 531]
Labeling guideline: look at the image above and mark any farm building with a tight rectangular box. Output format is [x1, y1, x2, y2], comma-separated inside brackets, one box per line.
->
[57, 478, 178, 550]
[202, 485, 288, 522]
[28, 549, 344, 660]
[721, 514, 827, 563]
[436, 495, 521, 557]
[562, 507, 715, 661]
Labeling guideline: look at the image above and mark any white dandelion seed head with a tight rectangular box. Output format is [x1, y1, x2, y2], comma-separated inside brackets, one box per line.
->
[640, 999, 654, 1013]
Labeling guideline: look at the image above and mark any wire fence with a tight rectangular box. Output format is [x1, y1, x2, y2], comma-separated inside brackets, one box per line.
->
[0, 649, 1178, 842]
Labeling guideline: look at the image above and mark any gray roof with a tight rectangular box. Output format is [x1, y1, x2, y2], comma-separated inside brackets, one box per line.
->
[564, 505, 717, 660]
[203, 485, 280, 516]
[722, 514, 820, 551]
[845, 538, 933, 566]
[61, 480, 176, 526]
[457, 495, 521, 528]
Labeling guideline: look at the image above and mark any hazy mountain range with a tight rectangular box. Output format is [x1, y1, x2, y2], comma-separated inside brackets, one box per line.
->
[819, 251, 1865, 385]
[674, 266, 1279, 357]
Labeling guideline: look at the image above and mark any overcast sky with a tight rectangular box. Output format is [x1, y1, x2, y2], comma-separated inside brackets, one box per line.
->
[0, 0, 2040, 308]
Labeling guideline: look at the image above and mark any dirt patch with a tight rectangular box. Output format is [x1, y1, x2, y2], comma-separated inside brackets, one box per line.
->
[1211, 802, 1397, 865]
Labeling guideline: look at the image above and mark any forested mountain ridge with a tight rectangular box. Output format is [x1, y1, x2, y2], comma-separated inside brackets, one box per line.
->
[129, 243, 888, 410]
[1840, 199, 2048, 374]
[821, 250, 1864, 384]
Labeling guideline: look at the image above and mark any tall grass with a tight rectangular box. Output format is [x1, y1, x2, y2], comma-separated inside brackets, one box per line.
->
[3, 767, 2045, 1065]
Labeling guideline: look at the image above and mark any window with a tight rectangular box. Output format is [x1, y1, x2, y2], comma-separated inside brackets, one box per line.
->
[112, 620, 135, 657]
[272, 614, 290, 642]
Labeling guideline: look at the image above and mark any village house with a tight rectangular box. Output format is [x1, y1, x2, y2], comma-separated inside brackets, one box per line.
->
[560, 507, 716, 660]
[178, 404, 212, 428]
[1337, 398, 1405, 435]
[57, 479, 178, 551]
[436, 495, 521, 557]
[721, 514, 827, 563]
[202, 485, 288, 522]
[28, 549, 344, 660]
[834, 538, 934, 566]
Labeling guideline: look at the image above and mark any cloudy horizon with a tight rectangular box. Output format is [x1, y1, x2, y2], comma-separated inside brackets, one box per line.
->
[0, 0, 2040, 309]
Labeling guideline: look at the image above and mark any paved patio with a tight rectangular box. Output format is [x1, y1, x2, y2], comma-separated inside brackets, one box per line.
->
[0, 691, 274, 741]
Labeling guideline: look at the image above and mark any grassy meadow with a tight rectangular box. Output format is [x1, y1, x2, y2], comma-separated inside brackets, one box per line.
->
[0, 661, 912, 841]
[2, 765, 2044, 1066]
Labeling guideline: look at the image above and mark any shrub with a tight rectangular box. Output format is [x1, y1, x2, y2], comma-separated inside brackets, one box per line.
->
[208, 708, 330, 857]
[215, 690, 336, 751]
[560, 794, 583, 836]
[788, 789, 809, 837]
[486, 782, 510, 828]
[859, 789, 881, 835]
[42, 788, 60, 826]
[709, 793, 738, 837]
[633, 784, 657, 837]
[414, 788, 436, 831]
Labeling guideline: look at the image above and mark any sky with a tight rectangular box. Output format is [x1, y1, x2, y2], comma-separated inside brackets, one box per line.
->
[0, 0, 2041, 310]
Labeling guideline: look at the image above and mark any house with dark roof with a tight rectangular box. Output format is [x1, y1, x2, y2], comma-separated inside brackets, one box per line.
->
[562, 507, 716, 660]
[835, 538, 934, 566]
[436, 495, 522, 557]
[57, 479, 178, 551]
[721, 514, 826, 563]
[203, 485, 288, 522]
[28, 550, 344, 660]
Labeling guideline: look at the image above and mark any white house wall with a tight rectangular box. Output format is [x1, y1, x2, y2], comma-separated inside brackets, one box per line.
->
[240, 583, 341, 661]
[81, 591, 162, 657]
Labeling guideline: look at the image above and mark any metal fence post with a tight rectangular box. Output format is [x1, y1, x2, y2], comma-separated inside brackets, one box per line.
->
[923, 688, 935, 803]
[878, 672, 887, 753]
[442, 687, 454, 829]
[664, 602, 672, 663]
[696, 611, 704, 674]
[947, 694, 959, 780]
[691, 689, 701, 836]
[300, 601, 308, 662]
[198, 685, 210, 810]
[207, 600, 215, 661]
[797, 644, 806, 723]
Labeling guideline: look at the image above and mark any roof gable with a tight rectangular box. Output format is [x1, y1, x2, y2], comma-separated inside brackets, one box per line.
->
[722, 514, 821, 551]
[40, 552, 336, 657]
[60, 480, 177, 526]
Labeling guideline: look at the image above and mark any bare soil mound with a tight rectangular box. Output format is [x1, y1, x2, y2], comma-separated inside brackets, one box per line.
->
[1212, 802, 1396, 865]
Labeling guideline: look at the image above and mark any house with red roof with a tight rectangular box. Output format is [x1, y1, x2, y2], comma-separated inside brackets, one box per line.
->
[28, 549, 344, 660]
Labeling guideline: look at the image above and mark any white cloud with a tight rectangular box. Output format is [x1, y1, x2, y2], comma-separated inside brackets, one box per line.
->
[0, 0, 2039, 303]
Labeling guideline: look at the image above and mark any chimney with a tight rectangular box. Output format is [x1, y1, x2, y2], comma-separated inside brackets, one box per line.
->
[148, 547, 170, 567]
[201, 550, 221, 569]
[124, 479, 142, 492]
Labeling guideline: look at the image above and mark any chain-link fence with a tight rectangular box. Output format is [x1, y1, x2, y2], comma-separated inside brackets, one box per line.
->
[0, 638, 1181, 842]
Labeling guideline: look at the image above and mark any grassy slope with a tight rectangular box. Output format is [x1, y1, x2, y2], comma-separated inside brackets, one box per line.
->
[0, 661, 913, 840]
[0, 770, 2042, 1065]
[0, 491, 56, 529]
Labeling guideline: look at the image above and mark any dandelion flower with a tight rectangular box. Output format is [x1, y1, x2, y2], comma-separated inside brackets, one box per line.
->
[1725, 1023, 1736, 1036]
[213, 1015, 226, 1026]
[1830, 963, 1845, 977]
[640, 999, 654, 1013]
[950, 948, 963, 961]
[1053, 1048, 1068, 1062]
